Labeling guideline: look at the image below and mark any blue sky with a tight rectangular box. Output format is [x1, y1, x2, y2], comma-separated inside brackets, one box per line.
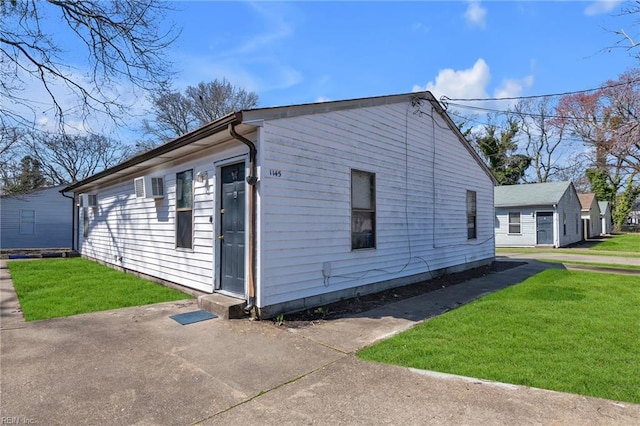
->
[22, 1, 640, 138]
[167, 1, 637, 111]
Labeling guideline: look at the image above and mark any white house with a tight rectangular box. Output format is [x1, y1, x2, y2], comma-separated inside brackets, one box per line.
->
[494, 181, 582, 248]
[0, 185, 73, 250]
[62, 92, 496, 318]
[578, 193, 602, 238]
[598, 201, 612, 235]
[629, 202, 640, 226]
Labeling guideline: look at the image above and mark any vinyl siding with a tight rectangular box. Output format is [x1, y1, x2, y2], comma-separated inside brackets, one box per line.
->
[256, 102, 495, 307]
[495, 186, 582, 248]
[556, 187, 583, 247]
[582, 203, 602, 238]
[1, 186, 72, 249]
[78, 144, 246, 293]
[72, 97, 495, 307]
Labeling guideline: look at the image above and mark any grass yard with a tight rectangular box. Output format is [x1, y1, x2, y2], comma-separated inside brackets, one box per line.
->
[8, 258, 192, 321]
[589, 233, 640, 253]
[357, 269, 640, 404]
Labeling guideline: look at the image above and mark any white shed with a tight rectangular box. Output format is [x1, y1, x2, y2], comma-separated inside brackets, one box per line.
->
[0, 185, 73, 250]
[598, 201, 612, 235]
[578, 193, 602, 238]
[63, 92, 496, 317]
[494, 181, 582, 248]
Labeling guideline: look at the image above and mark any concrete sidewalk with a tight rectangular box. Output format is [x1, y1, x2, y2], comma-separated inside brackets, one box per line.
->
[2, 259, 639, 425]
[499, 251, 640, 268]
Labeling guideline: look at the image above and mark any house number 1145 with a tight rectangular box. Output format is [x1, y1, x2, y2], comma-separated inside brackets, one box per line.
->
[269, 169, 282, 177]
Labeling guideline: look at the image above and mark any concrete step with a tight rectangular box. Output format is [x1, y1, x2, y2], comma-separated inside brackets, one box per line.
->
[198, 293, 247, 319]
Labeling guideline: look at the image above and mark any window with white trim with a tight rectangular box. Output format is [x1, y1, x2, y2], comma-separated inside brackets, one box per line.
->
[508, 212, 521, 234]
[20, 209, 35, 235]
[176, 169, 193, 249]
[351, 169, 376, 250]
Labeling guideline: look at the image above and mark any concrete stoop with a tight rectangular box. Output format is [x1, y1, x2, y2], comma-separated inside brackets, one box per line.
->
[197, 293, 247, 319]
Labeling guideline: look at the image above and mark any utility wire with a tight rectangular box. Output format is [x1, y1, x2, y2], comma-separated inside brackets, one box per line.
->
[441, 77, 640, 103]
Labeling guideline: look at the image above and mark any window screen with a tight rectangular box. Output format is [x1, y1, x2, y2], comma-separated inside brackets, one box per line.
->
[508, 212, 521, 234]
[351, 170, 376, 250]
[467, 191, 477, 239]
[176, 170, 193, 249]
[19, 210, 35, 235]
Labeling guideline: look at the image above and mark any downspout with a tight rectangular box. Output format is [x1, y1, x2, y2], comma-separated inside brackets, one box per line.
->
[228, 123, 258, 317]
[60, 190, 76, 251]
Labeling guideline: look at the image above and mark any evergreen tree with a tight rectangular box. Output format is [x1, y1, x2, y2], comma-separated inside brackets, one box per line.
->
[475, 120, 531, 185]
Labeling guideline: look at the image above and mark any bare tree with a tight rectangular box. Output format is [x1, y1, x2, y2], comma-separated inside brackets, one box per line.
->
[145, 88, 196, 140]
[186, 79, 259, 124]
[511, 96, 571, 183]
[612, 1, 640, 56]
[23, 133, 134, 185]
[0, 127, 25, 193]
[144, 79, 259, 142]
[1, 0, 178, 132]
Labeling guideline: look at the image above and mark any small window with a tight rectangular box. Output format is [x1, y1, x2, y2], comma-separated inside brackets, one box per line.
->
[467, 190, 477, 239]
[563, 212, 567, 236]
[20, 209, 35, 235]
[351, 169, 375, 250]
[176, 169, 193, 249]
[83, 208, 89, 238]
[508, 212, 521, 234]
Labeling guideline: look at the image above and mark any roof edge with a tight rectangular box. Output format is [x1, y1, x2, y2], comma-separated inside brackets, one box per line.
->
[63, 112, 241, 192]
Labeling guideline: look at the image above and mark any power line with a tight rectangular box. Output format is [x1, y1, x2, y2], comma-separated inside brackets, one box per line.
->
[445, 101, 588, 121]
[441, 77, 640, 103]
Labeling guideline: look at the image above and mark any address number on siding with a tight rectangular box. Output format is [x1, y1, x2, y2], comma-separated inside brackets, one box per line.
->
[269, 169, 282, 177]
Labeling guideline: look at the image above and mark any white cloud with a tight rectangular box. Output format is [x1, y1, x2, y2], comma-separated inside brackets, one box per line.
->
[413, 58, 491, 101]
[180, 55, 303, 97]
[225, 2, 294, 57]
[493, 74, 535, 103]
[464, 1, 487, 29]
[315, 96, 332, 103]
[584, 0, 623, 16]
[413, 59, 535, 116]
[178, 2, 303, 100]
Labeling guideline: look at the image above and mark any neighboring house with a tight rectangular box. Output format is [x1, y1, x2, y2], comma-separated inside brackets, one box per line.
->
[629, 202, 640, 225]
[0, 185, 73, 250]
[494, 181, 582, 248]
[578, 193, 602, 238]
[598, 201, 612, 235]
[62, 92, 496, 318]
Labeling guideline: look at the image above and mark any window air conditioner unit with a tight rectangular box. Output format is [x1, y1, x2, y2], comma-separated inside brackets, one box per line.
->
[80, 194, 98, 208]
[134, 176, 164, 199]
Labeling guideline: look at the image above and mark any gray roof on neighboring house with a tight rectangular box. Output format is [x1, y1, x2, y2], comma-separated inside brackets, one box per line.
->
[494, 181, 572, 207]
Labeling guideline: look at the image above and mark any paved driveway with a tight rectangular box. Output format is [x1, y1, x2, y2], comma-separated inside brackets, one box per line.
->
[2, 259, 639, 425]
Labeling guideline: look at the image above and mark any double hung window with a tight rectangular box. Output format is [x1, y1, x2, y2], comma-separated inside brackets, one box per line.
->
[176, 169, 193, 249]
[351, 170, 376, 250]
[508, 212, 521, 234]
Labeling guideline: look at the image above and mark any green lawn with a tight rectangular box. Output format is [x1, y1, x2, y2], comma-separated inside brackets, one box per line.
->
[589, 233, 640, 253]
[357, 270, 640, 404]
[8, 258, 192, 321]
